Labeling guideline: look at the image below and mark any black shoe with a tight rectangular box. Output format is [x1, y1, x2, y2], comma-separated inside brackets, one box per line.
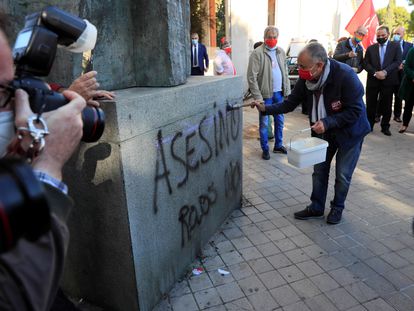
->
[262, 151, 270, 160]
[273, 146, 287, 154]
[327, 208, 343, 224]
[294, 206, 324, 220]
[381, 128, 392, 136]
[51, 288, 81, 311]
[394, 117, 402, 123]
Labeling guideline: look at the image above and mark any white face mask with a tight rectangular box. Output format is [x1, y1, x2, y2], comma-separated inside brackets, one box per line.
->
[0, 111, 15, 156]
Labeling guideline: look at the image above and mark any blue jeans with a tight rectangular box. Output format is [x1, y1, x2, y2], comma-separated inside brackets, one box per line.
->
[259, 91, 284, 152]
[309, 137, 363, 213]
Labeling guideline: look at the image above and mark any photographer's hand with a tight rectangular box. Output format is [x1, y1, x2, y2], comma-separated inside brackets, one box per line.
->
[14, 89, 86, 180]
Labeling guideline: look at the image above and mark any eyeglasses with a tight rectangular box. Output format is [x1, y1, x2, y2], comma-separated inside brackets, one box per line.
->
[355, 31, 366, 37]
[0, 84, 14, 108]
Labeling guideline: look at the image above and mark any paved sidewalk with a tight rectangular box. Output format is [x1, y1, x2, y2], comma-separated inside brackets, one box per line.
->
[154, 106, 414, 311]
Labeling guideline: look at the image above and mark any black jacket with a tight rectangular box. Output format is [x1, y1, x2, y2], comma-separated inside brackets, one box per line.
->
[0, 183, 73, 311]
[401, 40, 413, 60]
[397, 40, 413, 80]
[265, 59, 371, 148]
[363, 41, 402, 87]
[333, 38, 364, 73]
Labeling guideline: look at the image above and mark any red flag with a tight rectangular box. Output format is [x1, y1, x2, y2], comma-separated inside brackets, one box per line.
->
[345, 0, 379, 49]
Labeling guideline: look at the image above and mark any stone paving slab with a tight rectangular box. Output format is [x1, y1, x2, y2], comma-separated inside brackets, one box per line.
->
[153, 105, 414, 311]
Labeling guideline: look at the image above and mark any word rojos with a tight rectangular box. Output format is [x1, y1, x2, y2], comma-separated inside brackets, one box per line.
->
[178, 182, 218, 246]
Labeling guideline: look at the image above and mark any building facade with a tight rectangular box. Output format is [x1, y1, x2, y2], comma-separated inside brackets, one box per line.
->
[202, 0, 359, 89]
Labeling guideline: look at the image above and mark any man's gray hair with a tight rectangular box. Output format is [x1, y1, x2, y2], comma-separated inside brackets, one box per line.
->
[264, 26, 279, 38]
[302, 42, 328, 64]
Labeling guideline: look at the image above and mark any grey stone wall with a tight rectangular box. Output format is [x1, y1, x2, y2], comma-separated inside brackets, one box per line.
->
[2, 0, 190, 88]
[63, 76, 243, 311]
[133, 0, 190, 86]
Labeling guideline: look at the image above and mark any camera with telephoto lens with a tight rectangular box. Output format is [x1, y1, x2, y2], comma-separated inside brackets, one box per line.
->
[11, 6, 104, 142]
[0, 158, 50, 254]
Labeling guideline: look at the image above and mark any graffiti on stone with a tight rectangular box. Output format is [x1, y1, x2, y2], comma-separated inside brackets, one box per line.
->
[152, 101, 242, 246]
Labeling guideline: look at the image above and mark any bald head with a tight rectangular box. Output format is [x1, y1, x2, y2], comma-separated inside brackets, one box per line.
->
[394, 26, 405, 39]
[356, 26, 368, 36]
[0, 30, 14, 85]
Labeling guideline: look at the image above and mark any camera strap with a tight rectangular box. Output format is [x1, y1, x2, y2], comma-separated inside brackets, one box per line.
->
[14, 115, 49, 162]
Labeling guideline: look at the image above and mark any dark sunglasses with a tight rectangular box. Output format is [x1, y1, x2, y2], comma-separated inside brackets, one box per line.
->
[0, 84, 14, 108]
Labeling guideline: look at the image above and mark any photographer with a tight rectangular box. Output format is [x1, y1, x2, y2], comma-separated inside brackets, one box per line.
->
[0, 27, 86, 310]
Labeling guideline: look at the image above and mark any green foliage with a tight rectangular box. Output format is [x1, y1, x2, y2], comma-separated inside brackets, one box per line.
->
[376, 2, 411, 37]
[190, 0, 208, 40]
[410, 11, 414, 34]
[216, 0, 225, 46]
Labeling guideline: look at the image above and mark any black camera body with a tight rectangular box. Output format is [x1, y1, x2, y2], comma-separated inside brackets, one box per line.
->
[11, 76, 105, 142]
[12, 6, 105, 142]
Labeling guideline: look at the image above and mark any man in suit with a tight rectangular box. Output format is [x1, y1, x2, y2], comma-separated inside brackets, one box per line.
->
[333, 25, 367, 73]
[363, 26, 402, 135]
[251, 43, 370, 224]
[191, 33, 209, 76]
[391, 26, 413, 122]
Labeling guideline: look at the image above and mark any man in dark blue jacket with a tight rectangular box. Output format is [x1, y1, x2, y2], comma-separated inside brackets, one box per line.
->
[391, 26, 413, 122]
[191, 33, 209, 76]
[252, 43, 370, 224]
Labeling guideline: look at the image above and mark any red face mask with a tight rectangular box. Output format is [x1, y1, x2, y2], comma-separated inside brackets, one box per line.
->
[224, 47, 232, 54]
[298, 68, 314, 80]
[265, 38, 277, 49]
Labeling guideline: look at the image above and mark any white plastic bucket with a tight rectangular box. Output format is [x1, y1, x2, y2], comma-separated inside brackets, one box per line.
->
[287, 129, 329, 169]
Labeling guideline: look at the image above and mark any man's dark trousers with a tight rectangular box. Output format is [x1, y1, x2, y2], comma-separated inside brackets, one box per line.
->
[191, 67, 204, 75]
[310, 135, 363, 213]
[366, 84, 393, 130]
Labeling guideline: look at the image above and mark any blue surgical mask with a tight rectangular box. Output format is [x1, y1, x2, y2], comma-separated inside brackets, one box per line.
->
[393, 34, 401, 42]
[192, 39, 198, 45]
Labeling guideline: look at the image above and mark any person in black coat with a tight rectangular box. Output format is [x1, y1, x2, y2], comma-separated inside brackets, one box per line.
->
[251, 43, 370, 225]
[363, 26, 402, 135]
[333, 26, 367, 73]
[391, 26, 413, 122]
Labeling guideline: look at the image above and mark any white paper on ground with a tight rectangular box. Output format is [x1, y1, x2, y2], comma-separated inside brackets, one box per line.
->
[218, 268, 230, 275]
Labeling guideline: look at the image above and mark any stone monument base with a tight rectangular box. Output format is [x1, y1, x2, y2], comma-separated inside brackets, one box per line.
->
[62, 76, 243, 311]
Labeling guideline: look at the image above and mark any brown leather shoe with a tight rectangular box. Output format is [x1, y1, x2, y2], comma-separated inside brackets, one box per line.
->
[399, 126, 408, 133]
